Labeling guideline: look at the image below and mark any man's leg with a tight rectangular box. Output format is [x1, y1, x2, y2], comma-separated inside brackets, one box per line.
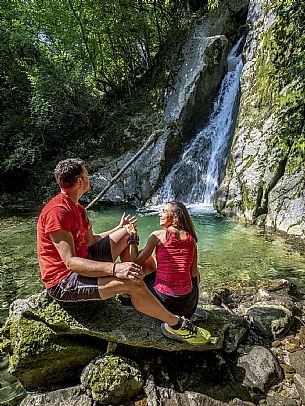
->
[89, 229, 129, 262]
[98, 276, 178, 326]
[109, 230, 157, 273]
[109, 229, 129, 261]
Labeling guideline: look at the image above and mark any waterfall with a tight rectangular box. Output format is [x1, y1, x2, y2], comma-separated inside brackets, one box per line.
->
[154, 39, 244, 209]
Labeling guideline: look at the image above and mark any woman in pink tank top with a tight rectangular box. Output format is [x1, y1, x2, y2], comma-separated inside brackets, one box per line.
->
[129, 201, 199, 318]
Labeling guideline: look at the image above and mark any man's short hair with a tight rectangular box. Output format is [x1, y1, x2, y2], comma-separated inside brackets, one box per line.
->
[54, 158, 85, 188]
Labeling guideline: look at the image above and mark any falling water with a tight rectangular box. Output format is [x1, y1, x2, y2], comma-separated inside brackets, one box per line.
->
[154, 39, 244, 209]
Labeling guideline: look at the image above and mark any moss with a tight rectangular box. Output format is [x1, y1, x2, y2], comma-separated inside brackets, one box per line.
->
[251, 0, 305, 173]
[2, 297, 82, 371]
[9, 317, 59, 369]
[238, 157, 255, 175]
[237, 175, 256, 211]
[226, 200, 236, 209]
[82, 354, 143, 404]
[4, 309, 101, 390]
[36, 300, 79, 327]
[0, 336, 11, 353]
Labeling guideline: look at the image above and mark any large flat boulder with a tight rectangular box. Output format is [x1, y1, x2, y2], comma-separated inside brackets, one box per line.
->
[1, 292, 247, 390]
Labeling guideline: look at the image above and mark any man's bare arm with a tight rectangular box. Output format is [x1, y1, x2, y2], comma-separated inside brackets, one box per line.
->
[50, 230, 143, 280]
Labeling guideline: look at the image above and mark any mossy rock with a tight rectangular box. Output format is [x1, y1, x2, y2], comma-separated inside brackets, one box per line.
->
[247, 302, 294, 340]
[2, 314, 101, 391]
[81, 353, 143, 405]
[1, 292, 248, 389]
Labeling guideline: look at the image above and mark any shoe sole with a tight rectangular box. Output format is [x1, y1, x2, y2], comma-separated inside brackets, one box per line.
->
[161, 324, 211, 346]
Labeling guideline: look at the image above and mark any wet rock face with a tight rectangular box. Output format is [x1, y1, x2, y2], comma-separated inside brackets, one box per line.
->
[265, 170, 305, 237]
[164, 34, 228, 134]
[214, 0, 305, 239]
[81, 354, 143, 405]
[87, 0, 249, 207]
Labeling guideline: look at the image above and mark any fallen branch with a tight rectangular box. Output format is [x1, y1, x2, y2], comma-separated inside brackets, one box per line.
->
[85, 129, 164, 210]
[220, 301, 235, 315]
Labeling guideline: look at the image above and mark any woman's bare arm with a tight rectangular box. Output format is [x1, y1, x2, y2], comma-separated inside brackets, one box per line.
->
[190, 244, 200, 283]
[130, 232, 161, 265]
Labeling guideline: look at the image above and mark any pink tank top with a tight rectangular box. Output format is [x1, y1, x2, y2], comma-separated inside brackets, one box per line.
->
[154, 229, 195, 295]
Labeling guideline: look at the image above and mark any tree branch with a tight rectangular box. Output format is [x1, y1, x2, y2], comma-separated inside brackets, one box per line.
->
[85, 129, 163, 209]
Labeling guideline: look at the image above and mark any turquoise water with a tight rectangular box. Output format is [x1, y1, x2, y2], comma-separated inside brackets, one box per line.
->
[1, 206, 305, 324]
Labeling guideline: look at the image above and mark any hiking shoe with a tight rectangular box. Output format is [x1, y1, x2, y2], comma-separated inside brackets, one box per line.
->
[161, 317, 211, 345]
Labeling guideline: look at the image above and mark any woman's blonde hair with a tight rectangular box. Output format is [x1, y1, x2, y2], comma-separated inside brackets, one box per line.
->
[167, 201, 197, 242]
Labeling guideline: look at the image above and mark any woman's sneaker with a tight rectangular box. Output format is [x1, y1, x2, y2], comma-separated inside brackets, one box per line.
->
[161, 317, 211, 345]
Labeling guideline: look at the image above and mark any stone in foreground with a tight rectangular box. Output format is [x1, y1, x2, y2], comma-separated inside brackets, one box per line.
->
[20, 386, 92, 406]
[81, 354, 143, 405]
[237, 346, 284, 393]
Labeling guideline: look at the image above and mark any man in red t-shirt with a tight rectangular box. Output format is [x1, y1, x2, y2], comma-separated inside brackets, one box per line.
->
[37, 158, 210, 345]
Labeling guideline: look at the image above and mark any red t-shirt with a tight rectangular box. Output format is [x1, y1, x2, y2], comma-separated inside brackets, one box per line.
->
[37, 193, 91, 288]
[154, 229, 195, 295]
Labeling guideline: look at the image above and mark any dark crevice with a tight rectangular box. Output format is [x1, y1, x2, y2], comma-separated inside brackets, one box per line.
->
[254, 154, 289, 218]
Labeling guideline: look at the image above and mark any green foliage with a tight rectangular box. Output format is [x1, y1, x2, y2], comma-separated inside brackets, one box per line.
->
[254, 0, 305, 172]
[0, 0, 217, 199]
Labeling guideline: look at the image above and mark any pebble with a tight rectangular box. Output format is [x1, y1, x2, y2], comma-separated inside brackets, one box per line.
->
[271, 340, 281, 347]
[281, 343, 300, 352]
[280, 363, 296, 374]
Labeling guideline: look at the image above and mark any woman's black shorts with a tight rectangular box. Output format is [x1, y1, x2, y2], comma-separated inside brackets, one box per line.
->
[144, 273, 199, 318]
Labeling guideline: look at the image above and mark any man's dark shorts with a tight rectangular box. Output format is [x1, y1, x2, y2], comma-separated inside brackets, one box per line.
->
[47, 236, 112, 302]
[144, 273, 199, 318]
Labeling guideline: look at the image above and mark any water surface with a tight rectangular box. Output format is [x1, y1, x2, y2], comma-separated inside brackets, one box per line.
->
[2, 205, 304, 324]
[1, 206, 305, 404]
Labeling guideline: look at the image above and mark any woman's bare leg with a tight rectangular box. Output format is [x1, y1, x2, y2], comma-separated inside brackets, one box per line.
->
[119, 246, 130, 262]
[108, 231, 157, 273]
[98, 276, 178, 326]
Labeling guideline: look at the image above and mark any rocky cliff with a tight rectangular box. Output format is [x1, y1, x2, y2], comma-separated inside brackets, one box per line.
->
[87, 0, 248, 206]
[87, 0, 304, 240]
[214, 0, 305, 239]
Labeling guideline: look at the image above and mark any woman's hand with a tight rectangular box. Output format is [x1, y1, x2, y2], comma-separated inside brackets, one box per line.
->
[124, 223, 138, 236]
[119, 212, 137, 229]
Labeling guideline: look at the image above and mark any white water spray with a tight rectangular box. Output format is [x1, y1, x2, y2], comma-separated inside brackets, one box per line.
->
[154, 39, 243, 211]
